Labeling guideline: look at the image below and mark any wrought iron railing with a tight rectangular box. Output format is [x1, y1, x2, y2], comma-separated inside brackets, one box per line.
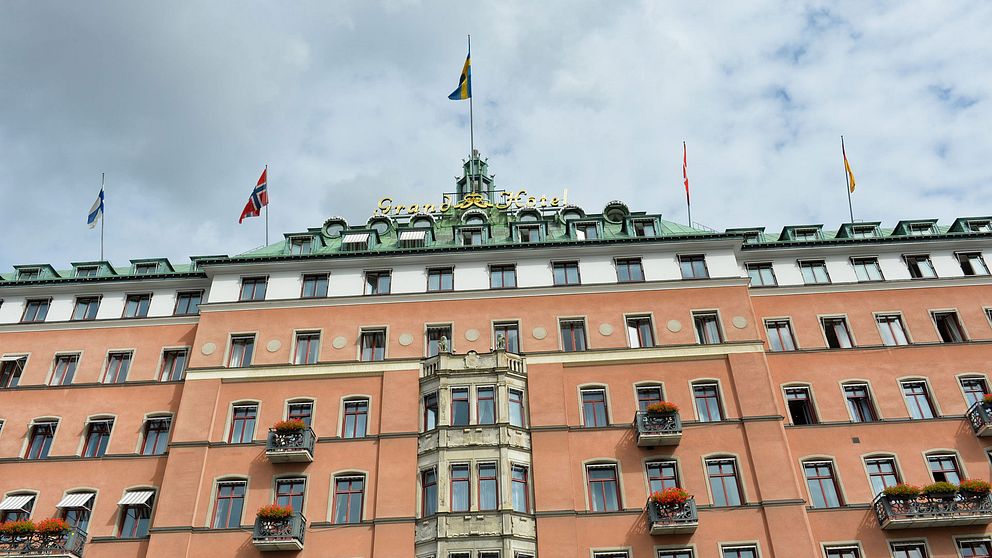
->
[252, 513, 306, 546]
[646, 497, 698, 530]
[0, 526, 86, 556]
[966, 402, 992, 434]
[265, 428, 315, 455]
[634, 411, 682, 437]
[873, 492, 992, 526]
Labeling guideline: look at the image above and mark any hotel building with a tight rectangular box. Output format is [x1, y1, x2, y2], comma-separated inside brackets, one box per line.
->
[1, 155, 991, 558]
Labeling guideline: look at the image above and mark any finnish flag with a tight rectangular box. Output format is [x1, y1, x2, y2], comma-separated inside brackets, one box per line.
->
[87, 187, 104, 229]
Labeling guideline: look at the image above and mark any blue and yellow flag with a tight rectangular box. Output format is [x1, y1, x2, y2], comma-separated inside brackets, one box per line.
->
[448, 50, 471, 100]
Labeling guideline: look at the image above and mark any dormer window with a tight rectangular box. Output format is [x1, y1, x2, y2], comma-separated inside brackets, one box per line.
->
[968, 220, 992, 232]
[411, 216, 434, 229]
[323, 218, 347, 238]
[517, 225, 541, 243]
[793, 228, 820, 241]
[465, 215, 486, 226]
[288, 237, 314, 255]
[17, 268, 40, 280]
[561, 207, 584, 221]
[631, 219, 656, 237]
[342, 233, 371, 251]
[574, 222, 598, 240]
[908, 223, 934, 236]
[461, 228, 484, 246]
[367, 217, 392, 236]
[518, 209, 541, 222]
[134, 263, 158, 275]
[742, 232, 760, 244]
[850, 225, 878, 239]
[75, 266, 99, 278]
[399, 230, 428, 248]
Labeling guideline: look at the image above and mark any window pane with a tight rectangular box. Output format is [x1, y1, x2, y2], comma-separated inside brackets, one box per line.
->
[804, 462, 841, 508]
[694, 384, 722, 422]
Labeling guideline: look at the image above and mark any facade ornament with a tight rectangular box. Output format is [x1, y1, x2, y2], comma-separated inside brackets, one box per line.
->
[439, 335, 450, 353]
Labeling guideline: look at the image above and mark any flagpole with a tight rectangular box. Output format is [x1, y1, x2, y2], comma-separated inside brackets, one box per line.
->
[100, 172, 105, 261]
[467, 34, 476, 191]
[683, 142, 692, 227]
[264, 164, 269, 246]
[842, 136, 854, 223]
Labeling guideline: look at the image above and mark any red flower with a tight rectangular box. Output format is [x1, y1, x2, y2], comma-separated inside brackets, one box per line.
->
[646, 401, 679, 414]
[0, 520, 36, 535]
[649, 487, 690, 507]
[36, 518, 70, 534]
[272, 419, 307, 433]
[256, 504, 294, 520]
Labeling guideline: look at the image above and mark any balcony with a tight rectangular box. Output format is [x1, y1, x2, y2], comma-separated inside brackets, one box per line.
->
[0, 527, 86, 557]
[873, 493, 992, 529]
[966, 402, 992, 437]
[646, 498, 698, 535]
[633, 411, 682, 446]
[252, 513, 306, 551]
[265, 428, 315, 463]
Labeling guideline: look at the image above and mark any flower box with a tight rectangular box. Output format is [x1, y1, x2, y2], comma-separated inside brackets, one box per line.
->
[272, 419, 307, 433]
[646, 401, 679, 415]
[256, 504, 294, 521]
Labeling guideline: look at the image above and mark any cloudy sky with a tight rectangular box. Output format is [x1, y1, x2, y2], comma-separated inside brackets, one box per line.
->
[1, 1, 990, 270]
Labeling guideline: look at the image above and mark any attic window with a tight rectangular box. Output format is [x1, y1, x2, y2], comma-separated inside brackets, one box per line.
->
[968, 220, 992, 232]
[517, 209, 541, 222]
[792, 228, 820, 241]
[399, 230, 427, 248]
[631, 219, 656, 237]
[850, 225, 878, 239]
[134, 263, 158, 275]
[75, 266, 99, 278]
[17, 269, 41, 280]
[574, 222, 598, 240]
[289, 237, 314, 255]
[742, 232, 761, 244]
[411, 217, 433, 229]
[368, 218, 391, 235]
[908, 223, 934, 236]
[561, 208, 583, 221]
[342, 233, 371, 251]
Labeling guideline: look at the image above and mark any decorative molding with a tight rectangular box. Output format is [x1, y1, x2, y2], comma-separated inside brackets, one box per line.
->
[0, 315, 200, 333]
[464, 328, 480, 342]
[266, 340, 281, 353]
[185, 359, 421, 381]
[532, 326, 547, 340]
[332, 336, 348, 349]
[732, 316, 748, 329]
[598, 323, 614, 336]
[398, 333, 414, 346]
[525, 341, 764, 366]
[201, 342, 217, 356]
[666, 319, 682, 333]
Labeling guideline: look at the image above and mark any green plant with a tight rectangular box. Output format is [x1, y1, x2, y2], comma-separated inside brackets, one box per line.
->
[272, 419, 307, 433]
[35, 518, 69, 534]
[921, 481, 958, 496]
[958, 479, 992, 495]
[649, 487, 690, 507]
[256, 504, 294, 520]
[646, 401, 679, 414]
[882, 484, 920, 498]
[0, 520, 35, 535]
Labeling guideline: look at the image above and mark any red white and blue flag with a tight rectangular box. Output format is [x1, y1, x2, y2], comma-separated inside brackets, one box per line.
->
[239, 168, 269, 223]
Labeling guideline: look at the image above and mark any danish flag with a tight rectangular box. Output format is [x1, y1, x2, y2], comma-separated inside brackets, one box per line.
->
[239, 168, 269, 223]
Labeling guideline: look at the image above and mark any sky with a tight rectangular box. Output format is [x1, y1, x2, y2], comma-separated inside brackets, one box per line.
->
[1, 1, 990, 270]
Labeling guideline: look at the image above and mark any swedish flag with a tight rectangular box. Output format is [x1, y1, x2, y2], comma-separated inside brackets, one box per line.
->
[448, 51, 471, 100]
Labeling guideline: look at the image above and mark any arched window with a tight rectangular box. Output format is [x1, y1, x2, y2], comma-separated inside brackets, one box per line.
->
[332, 473, 365, 524]
[57, 490, 95, 533]
[0, 491, 37, 522]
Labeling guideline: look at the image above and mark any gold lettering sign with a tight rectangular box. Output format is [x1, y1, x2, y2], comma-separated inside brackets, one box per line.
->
[374, 190, 568, 216]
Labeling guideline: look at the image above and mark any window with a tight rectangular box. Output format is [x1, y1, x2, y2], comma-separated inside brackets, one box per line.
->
[122, 294, 151, 318]
[959, 540, 992, 557]
[587, 464, 620, 512]
[423, 393, 438, 431]
[50, 354, 79, 386]
[450, 464, 470, 512]
[72, 297, 100, 320]
[793, 228, 820, 241]
[17, 268, 40, 280]
[865, 457, 900, 495]
[646, 460, 679, 493]
[0, 494, 34, 522]
[518, 225, 541, 243]
[58, 492, 94, 533]
[876, 315, 909, 346]
[659, 551, 694, 558]
[927, 454, 961, 483]
[287, 402, 313, 426]
[969, 221, 992, 232]
[679, 255, 708, 279]
[360, 329, 386, 361]
[574, 222, 598, 240]
[625, 316, 655, 348]
[26, 421, 57, 459]
[451, 387, 470, 426]
[341, 232, 371, 251]
[693, 383, 723, 422]
[785, 387, 817, 425]
[933, 311, 966, 342]
[821, 317, 853, 348]
[426, 325, 451, 357]
[593, 553, 629, 558]
[103, 352, 132, 384]
[890, 543, 928, 558]
[460, 227, 484, 246]
[852, 257, 884, 281]
[477, 386, 496, 425]
[228, 404, 257, 443]
[511, 465, 529, 512]
[75, 266, 99, 278]
[174, 291, 202, 315]
[229, 335, 255, 367]
[905, 255, 937, 279]
[160, 349, 188, 381]
[746, 263, 776, 287]
[301, 274, 328, 298]
[560, 319, 587, 352]
[21, 299, 50, 322]
[117, 491, 154, 538]
[478, 463, 498, 510]
[851, 225, 878, 238]
[961, 377, 991, 407]
[632, 219, 656, 237]
[490, 265, 517, 289]
[799, 260, 830, 284]
[294, 332, 320, 365]
[959, 252, 990, 276]
[765, 320, 796, 352]
[706, 458, 742, 506]
[332, 476, 364, 524]
[342, 399, 368, 438]
[288, 237, 313, 255]
[636, 385, 664, 412]
[693, 312, 722, 344]
[239, 277, 267, 301]
[552, 261, 581, 286]
[134, 262, 158, 275]
[275, 478, 306, 512]
[0, 357, 25, 388]
[83, 419, 113, 457]
[213, 481, 246, 528]
[141, 417, 171, 455]
[803, 461, 841, 508]
[494, 322, 520, 353]
[509, 389, 525, 427]
[581, 388, 609, 427]
[844, 384, 877, 422]
[427, 267, 454, 292]
[421, 468, 438, 516]
[902, 381, 937, 419]
[615, 258, 644, 283]
[825, 548, 860, 558]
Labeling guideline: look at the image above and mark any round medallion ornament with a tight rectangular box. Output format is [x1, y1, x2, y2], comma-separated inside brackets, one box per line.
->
[201, 342, 217, 356]
[666, 320, 683, 333]
[465, 329, 480, 342]
[599, 323, 614, 336]
[732, 316, 748, 329]
[532, 326, 547, 340]
[332, 336, 348, 349]
[398, 333, 414, 346]
[266, 340, 281, 353]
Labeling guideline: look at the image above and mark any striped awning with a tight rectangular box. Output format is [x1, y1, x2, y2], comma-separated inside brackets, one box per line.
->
[342, 233, 370, 244]
[0, 494, 34, 510]
[399, 230, 426, 241]
[56, 493, 94, 509]
[117, 490, 154, 506]
[0, 355, 26, 362]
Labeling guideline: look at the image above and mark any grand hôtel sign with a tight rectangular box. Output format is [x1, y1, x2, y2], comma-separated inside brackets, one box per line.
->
[375, 190, 569, 216]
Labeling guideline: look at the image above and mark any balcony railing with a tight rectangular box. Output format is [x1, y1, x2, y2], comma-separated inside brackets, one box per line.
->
[966, 402, 992, 437]
[252, 513, 306, 551]
[873, 493, 992, 529]
[646, 497, 698, 535]
[0, 526, 86, 557]
[633, 411, 682, 446]
[265, 428, 315, 463]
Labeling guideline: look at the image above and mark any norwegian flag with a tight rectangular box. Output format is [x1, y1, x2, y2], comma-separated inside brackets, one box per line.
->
[239, 168, 269, 223]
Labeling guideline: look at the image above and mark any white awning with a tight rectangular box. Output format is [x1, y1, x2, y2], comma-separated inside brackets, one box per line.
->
[118, 490, 154, 506]
[399, 230, 426, 241]
[0, 355, 26, 362]
[0, 494, 34, 510]
[342, 233, 370, 244]
[56, 493, 94, 509]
